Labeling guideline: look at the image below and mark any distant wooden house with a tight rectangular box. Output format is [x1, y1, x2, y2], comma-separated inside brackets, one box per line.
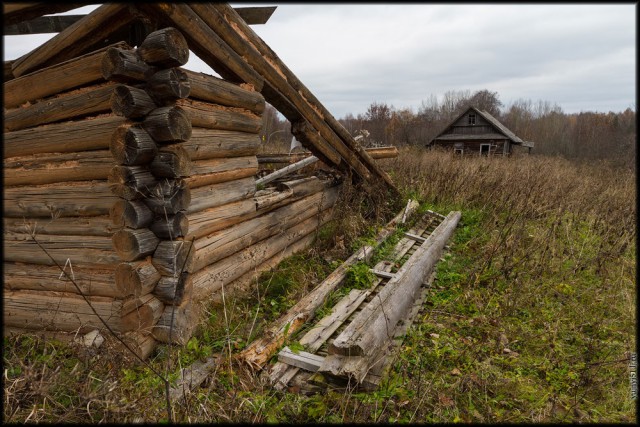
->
[426, 106, 534, 156]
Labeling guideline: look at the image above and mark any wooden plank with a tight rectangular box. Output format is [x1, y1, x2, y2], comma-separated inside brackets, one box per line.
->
[255, 156, 319, 187]
[185, 156, 259, 188]
[11, 4, 134, 77]
[3, 115, 125, 158]
[278, 347, 325, 372]
[169, 355, 223, 401]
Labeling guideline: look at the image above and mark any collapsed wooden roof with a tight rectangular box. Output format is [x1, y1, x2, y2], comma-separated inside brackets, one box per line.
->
[4, 3, 397, 193]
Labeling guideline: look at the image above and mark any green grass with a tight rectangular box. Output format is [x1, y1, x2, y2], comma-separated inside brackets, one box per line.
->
[3, 149, 636, 423]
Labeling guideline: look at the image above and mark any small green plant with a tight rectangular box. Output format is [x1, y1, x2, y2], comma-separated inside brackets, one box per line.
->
[344, 262, 375, 290]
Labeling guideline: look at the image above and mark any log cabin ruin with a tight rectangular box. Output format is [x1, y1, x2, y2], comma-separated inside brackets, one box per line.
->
[4, 4, 465, 392]
[3, 3, 400, 360]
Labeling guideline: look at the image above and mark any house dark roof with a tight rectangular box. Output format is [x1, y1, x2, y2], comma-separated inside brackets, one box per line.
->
[428, 106, 533, 147]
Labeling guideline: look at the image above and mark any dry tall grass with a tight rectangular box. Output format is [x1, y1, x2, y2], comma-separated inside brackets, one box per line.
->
[3, 147, 636, 423]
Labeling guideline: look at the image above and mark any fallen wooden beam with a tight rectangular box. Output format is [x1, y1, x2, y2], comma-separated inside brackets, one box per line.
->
[255, 156, 319, 187]
[278, 347, 325, 372]
[239, 200, 420, 369]
[327, 211, 461, 362]
[257, 146, 398, 164]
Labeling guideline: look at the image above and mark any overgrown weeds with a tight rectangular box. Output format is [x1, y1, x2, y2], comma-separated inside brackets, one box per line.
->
[3, 148, 636, 423]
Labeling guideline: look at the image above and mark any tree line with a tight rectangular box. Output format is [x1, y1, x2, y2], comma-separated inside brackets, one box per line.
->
[260, 89, 636, 167]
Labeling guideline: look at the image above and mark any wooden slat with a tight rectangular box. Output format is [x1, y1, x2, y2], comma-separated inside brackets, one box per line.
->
[299, 289, 369, 352]
[370, 269, 395, 280]
[278, 347, 325, 372]
[404, 232, 427, 243]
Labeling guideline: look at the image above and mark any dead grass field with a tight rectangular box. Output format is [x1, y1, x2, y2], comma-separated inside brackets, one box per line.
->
[3, 147, 636, 423]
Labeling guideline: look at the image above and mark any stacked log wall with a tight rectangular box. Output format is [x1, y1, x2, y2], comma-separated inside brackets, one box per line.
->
[4, 26, 343, 356]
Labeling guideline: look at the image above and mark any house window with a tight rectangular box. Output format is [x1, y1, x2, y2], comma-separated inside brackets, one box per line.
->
[468, 113, 476, 125]
[454, 148, 464, 156]
[480, 144, 491, 156]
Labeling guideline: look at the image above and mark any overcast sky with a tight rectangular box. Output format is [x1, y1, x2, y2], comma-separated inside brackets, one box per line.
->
[4, 3, 636, 118]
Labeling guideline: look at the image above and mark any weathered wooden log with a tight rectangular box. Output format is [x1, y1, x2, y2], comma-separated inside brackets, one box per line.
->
[101, 46, 156, 83]
[239, 201, 417, 368]
[137, 27, 190, 67]
[146, 68, 191, 105]
[110, 199, 154, 229]
[213, 3, 397, 192]
[256, 146, 399, 164]
[190, 187, 339, 272]
[255, 155, 319, 187]
[182, 69, 265, 114]
[3, 215, 116, 237]
[111, 84, 158, 119]
[4, 3, 87, 27]
[149, 212, 189, 239]
[140, 3, 263, 89]
[153, 272, 191, 305]
[239, 243, 372, 369]
[217, 230, 316, 304]
[149, 146, 192, 178]
[4, 181, 118, 218]
[191, 206, 334, 304]
[4, 83, 116, 132]
[115, 259, 162, 298]
[254, 177, 333, 213]
[184, 156, 259, 188]
[152, 298, 199, 344]
[4, 232, 120, 268]
[185, 198, 256, 241]
[4, 290, 160, 334]
[5, 60, 15, 81]
[3, 263, 120, 298]
[144, 179, 191, 215]
[254, 189, 293, 211]
[289, 120, 342, 170]
[112, 228, 161, 262]
[4, 42, 129, 109]
[4, 115, 125, 158]
[166, 128, 260, 160]
[108, 165, 157, 200]
[176, 98, 262, 134]
[3, 150, 114, 186]
[11, 4, 133, 77]
[110, 123, 158, 166]
[117, 331, 158, 360]
[142, 106, 192, 142]
[329, 211, 461, 359]
[152, 240, 194, 276]
[191, 4, 372, 180]
[187, 177, 256, 213]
